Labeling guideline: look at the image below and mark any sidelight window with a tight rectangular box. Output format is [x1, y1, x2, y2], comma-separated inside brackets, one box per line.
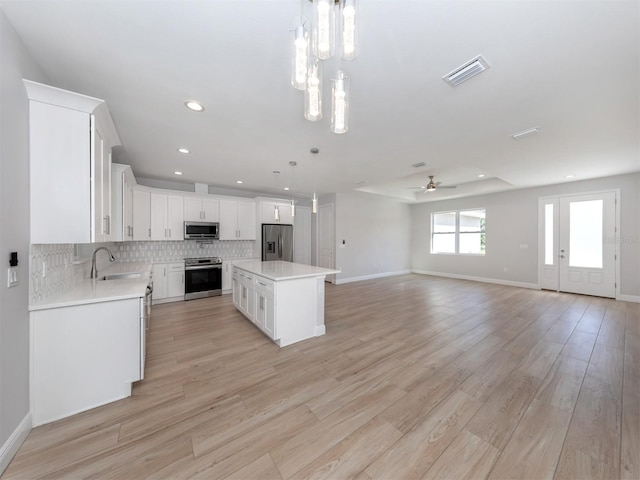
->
[431, 209, 486, 255]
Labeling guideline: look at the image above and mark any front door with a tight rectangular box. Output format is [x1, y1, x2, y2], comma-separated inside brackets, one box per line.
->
[539, 191, 617, 298]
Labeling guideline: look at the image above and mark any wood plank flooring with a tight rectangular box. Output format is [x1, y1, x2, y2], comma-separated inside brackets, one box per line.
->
[3, 274, 639, 479]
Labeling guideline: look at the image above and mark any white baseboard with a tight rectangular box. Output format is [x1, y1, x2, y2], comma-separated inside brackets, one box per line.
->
[335, 270, 411, 285]
[618, 294, 640, 303]
[315, 325, 326, 336]
[0, 412, 31, 475]
[411, 269, 539, 290]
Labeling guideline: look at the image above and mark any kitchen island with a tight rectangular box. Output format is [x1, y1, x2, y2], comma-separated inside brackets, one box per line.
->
[232, 261, 340, 347]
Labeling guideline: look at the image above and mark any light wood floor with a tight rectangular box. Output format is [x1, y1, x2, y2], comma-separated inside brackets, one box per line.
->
[3, 274, 639, 479]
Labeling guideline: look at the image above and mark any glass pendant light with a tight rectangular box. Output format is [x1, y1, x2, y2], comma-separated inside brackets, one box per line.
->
[341, 0, 357, 60]
[330, 71, 349, 134]
[289, 161, 297, 217]
[304, 59, 323, 121]
[312, 192, 318, 214]
[274, 204, 280, 221]
[312, 0, 335, 60]
[291, 23, 309, 90]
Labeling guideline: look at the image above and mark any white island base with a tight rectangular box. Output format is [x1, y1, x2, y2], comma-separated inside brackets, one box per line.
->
[232, 261, 340, 347]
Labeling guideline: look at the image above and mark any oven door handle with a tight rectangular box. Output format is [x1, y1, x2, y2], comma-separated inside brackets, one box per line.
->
[185, 265, 222, 271]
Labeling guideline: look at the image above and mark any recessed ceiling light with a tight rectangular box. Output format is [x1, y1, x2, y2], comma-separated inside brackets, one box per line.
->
[478, 174, 485, 178]
[174, 171, 183, 176]
[184, 101, 205, 112]
[235, 180, 243, 184]
[283, 187, 290, 191]
[177, 148, 190, 154]
[511, 127, 541, 139]
[565, 174, 576, 179]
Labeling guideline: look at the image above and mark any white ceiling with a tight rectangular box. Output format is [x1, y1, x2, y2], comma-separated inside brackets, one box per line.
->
[2, 0, 639, 202]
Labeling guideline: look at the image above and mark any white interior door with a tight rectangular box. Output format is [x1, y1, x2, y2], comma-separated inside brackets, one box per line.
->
[557, 192, 616, 298]
[318, 203, 335, 282]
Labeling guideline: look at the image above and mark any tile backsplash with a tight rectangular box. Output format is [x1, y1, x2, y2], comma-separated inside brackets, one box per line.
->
[31, 240, 256, 304]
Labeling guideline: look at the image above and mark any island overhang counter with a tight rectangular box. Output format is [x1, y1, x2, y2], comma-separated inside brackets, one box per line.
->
[231, 260, 340, 347]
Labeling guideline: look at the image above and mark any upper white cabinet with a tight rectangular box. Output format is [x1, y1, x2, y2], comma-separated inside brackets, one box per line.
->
[150, 193, 184, 241]
[132, 188, 151, 241]
[184, 196, 219, 222]
[24, 80, 121, 244]
[219, 199, 256, 240]
[258, 199, 294, 225]
[112, 164, 137, 241]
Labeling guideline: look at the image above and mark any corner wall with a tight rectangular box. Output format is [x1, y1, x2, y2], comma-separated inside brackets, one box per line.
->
[410, 173, 640, 298]
[335, 192, 411, 283]
[0, 9, 49, 473]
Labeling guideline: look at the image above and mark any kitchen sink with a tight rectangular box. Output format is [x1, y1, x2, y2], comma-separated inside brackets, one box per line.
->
[100, 272, 142, 281]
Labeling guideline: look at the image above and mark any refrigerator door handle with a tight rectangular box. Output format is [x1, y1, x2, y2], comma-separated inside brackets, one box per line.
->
[278, 233, 283, 258]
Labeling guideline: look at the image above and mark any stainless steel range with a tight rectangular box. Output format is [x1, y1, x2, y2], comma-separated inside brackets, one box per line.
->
[184, 257, 222, 300]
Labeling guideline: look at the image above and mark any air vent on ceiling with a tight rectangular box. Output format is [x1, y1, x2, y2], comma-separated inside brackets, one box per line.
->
[443, 55, 490, 87]
[411, 161, 427, 168]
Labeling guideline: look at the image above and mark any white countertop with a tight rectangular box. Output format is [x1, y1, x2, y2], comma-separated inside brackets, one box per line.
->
[30, 262, 152, 311]
[233, 260, 340, 281]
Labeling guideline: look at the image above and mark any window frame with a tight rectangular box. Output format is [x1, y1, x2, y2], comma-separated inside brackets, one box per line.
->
[431, 208, 486, 255]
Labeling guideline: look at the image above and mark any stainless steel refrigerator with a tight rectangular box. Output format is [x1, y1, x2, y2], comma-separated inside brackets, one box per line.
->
[262, 224, 293, 262]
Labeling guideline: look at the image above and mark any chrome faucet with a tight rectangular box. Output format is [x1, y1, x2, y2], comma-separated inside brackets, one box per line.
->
[90, 247, 116, 279]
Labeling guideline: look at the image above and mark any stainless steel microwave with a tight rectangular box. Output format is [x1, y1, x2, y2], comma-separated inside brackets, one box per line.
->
[184, 221, 219, 239]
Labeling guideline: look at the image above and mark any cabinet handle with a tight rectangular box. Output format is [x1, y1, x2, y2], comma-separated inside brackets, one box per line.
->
[258, 281, 266, 286]
[182, 274, 184, 284]
[259, 296, 264, 310]
[148, 228, 151, 238]
[107, 215, 111, 235]
[169, 228, 171, 238]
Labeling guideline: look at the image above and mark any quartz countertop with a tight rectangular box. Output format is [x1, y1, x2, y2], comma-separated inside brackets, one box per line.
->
[232, 260, 340, 281]
[29, 262, 152, 311]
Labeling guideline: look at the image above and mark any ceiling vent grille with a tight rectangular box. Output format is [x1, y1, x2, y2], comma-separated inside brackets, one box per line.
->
[411, 161, 427, 168]
[443, 55, 490, 87]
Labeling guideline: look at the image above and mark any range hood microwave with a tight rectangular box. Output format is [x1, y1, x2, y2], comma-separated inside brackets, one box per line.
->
[184, 221, 219, 240]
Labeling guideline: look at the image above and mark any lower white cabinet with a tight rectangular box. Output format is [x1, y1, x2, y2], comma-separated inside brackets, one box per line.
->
[254, 277, 275, 338]
[30, 297, 143, 426]
[222, 260, 233, 293]
[152, 262, 185, 303]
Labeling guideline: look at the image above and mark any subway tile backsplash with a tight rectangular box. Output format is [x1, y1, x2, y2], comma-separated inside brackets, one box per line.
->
[31, 240, 255, 305]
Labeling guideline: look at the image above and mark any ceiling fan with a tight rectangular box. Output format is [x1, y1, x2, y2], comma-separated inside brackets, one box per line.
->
[410, 176, 458, 193]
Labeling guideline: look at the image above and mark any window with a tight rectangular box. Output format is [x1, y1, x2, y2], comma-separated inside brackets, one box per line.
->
[431, 209, 486, 254]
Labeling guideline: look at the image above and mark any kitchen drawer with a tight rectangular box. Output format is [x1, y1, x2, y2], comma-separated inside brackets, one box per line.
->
[254, 275, 274, 292]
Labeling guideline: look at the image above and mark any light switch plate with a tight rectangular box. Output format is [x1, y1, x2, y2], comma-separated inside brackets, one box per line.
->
[7, 267, 18, 288]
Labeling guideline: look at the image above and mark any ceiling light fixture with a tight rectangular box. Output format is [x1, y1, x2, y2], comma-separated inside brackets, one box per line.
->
[174, 171, 183, 176]
[177, 148, 190, 154]
[511, 126, 542, 139]
[235, 180, 243, 184]
[565, 174, 576, 179]
[292, 0, 357, 134]
[184, 101, 204, 112]
[478, 173, 485, 178]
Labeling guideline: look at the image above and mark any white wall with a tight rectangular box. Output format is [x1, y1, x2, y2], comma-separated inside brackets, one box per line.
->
[411, 173, 640, 298]
[334, 191, 411, 283]
[0, 9, 49, 473]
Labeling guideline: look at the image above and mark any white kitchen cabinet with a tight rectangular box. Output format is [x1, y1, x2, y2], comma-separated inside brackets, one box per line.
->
[112, 164, 137, 241]
[150, 193, 184, 241]
[25, 80, 121, 244]
[152, 262, 185, 304]
[184, 195, 220, 222]
[219, 198, 256, 240]
[259, 199, 294, 225]
[235, 269, 255, 321]
[30, 297, 143, 426]
[254, 277, 275, 338]
[132, 188, 151, 241]
[222, 260, 233, 293]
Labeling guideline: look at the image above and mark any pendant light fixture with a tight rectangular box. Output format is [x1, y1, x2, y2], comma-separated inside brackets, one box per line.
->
[311, 147, 319, 214]
[289, 161, 297, 217]
[291, 0, 357, 133]
[292, 23, 309, 90]
[273, 171, 281, 221]
[312, 0, 335, 60]
[330, 70, 349, 134]
[304, 59, 322, 121]
[341, 0, 357, 60]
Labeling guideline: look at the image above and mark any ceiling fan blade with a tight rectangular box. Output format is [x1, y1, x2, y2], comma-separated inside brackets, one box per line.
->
[437, 185, 457, 189]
